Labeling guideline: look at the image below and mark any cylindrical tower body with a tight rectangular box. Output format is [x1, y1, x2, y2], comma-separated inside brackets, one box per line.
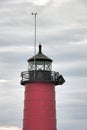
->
[21, 45, 65, 130]
[23, 82, 56, 130]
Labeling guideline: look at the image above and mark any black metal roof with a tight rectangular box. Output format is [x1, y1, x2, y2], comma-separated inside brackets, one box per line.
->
[27, 45, 52, 62]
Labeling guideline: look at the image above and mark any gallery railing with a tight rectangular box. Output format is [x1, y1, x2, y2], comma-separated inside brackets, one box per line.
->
[21, 71, 65, 86]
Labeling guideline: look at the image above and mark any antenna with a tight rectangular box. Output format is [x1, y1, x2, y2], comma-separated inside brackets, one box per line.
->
[32, 12, 37, 79]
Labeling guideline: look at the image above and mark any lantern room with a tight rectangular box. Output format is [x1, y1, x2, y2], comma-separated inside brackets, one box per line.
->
[21, 44, 65, 85]
[28, 44, 52, 71]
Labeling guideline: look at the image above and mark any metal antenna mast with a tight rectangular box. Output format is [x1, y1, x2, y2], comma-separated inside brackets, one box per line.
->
[32, 12, 37, 79]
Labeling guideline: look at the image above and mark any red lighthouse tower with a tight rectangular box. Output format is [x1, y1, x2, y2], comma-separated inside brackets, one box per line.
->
[21, 44, 65, 130]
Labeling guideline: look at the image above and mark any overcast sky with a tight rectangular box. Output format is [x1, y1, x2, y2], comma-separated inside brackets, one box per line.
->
[0, 0, 87, 130]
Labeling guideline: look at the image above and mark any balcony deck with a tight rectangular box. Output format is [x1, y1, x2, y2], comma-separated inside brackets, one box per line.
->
[21, 70, 65, 86]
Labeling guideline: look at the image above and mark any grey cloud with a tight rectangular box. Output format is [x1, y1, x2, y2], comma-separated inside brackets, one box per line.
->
[0, 85, 23, 127]
[50, 44, 87, 63]
[56, 76, 87, 130]
[0, 0, 87, 48]
[78, 0, 87, 7]
[63, 66, 87, 77]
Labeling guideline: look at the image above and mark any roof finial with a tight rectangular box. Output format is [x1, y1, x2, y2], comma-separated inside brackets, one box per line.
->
[39, 44, 42, 53]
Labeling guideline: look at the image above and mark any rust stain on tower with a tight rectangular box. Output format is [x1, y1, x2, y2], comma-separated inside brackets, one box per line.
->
[20, 44, 65, 130]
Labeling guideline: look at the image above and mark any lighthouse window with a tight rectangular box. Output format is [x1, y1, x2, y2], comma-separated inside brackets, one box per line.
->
[36, 61, 44, 70]
[28, 61, 35, 71]
[45, 62, 51, 71]
[28, 61, 51, 71]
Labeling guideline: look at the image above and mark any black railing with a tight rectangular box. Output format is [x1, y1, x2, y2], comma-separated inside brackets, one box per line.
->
[21, 71, 65, 86]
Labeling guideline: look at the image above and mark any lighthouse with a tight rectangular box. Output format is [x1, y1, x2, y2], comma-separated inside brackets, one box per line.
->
[21, 44, 65, 130]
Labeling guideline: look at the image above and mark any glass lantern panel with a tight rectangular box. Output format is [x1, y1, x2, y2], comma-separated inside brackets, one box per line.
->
[28, 61, 35, 71]
[36, 61, 44, 70]
[45, 62, 51, 71]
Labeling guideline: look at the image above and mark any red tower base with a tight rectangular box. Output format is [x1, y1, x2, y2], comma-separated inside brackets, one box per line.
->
[23, 82, 57, 130]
